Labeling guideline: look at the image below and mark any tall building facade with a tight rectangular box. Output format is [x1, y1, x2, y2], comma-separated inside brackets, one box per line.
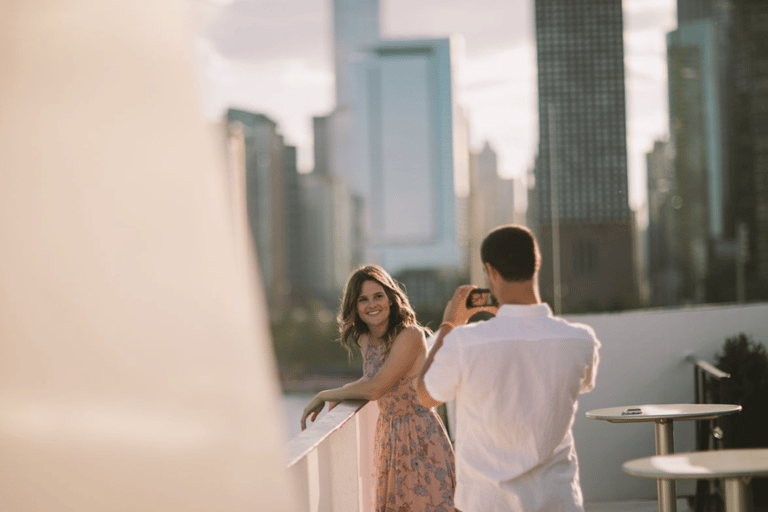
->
[677, 0, 717, 23]
[225, 108, 300, 314]
[283, 145, 304, 305]
[467, 142, 516, 286]
[674, 0, 733, 236]
[668, 22, 725, 239]
[475, 142, 516, 232]
[533, 0, 638, 312]
[332, 0, 381, 108]
[298, 115, 365, 306]
[353, 37, 465, 273]
[330, 1, 466, 277]
[649, 0, 768, 303]
[666, 32, 712, 303]
[658, 2, 734, 305]
[645, 140, 681, 305]
[728, 0, 768, 299]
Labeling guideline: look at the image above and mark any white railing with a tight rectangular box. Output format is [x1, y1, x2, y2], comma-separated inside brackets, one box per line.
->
[286, 302, 768, 508]
[287, 399, 379, 512]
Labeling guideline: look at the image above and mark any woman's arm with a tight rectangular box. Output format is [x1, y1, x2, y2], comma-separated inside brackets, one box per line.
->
[301, 327, 423, 429]
[414, 323, 453, 409]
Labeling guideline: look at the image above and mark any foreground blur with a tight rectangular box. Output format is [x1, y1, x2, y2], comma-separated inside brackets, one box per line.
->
[0, 2, 296, 511]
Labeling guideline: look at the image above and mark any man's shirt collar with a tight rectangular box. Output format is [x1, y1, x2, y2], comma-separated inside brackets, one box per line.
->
[495, 303, 553, 318]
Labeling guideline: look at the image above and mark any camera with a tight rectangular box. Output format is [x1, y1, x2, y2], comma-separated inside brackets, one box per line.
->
[465, 288, 499, 309]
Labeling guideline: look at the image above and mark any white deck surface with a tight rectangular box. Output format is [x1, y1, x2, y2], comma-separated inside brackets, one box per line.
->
[587, 499, 691, 512]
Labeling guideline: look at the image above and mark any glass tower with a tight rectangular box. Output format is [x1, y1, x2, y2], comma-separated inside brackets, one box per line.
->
[533, 0, 638, 312]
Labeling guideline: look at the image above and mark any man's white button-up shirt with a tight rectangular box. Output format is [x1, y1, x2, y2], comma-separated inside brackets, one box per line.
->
[424, 303, 600, 512]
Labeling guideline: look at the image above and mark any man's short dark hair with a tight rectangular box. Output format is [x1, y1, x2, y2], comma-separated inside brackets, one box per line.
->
[480, 225, 541, 282]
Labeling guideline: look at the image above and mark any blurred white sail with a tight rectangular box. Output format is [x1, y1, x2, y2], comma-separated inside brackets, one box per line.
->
[0, 1, 296, 510]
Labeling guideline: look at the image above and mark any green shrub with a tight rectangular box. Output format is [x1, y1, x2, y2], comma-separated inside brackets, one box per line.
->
[714, 333, 768, 505]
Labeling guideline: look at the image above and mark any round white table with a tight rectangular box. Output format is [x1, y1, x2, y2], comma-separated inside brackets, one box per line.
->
[623, 448, 768, 512]
[586, 404, 742, 512]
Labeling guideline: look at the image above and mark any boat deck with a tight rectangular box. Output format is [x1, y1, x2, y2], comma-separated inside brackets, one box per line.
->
[587, 499, 690, 512]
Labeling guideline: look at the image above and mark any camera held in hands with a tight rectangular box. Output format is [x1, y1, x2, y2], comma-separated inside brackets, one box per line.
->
[465, 288, 499, 309]
[465, 288, 499, 322]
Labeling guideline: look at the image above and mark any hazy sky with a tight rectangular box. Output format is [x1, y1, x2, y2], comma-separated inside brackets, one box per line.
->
[191, 0, 676, 215]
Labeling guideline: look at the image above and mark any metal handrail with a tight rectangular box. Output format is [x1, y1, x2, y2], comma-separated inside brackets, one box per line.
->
[686, 355, 734, 512]
[686, 355, 731, 380]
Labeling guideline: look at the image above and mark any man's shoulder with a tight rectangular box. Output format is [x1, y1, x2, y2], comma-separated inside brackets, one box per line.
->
[448, 310, 599, 347]
[540, 317, 600, 350]
[462, 312, 599, 344]
[550, 316, 598, 339]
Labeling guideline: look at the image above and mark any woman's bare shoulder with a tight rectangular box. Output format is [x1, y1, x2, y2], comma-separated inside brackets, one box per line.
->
[396, 325, 426, 345]
[392, 326, 428, 369]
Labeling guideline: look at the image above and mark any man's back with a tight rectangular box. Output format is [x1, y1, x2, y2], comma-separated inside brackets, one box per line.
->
[424, 303, 600, 511]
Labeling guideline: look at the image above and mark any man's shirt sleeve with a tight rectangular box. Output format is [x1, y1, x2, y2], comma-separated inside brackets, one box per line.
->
[580, 334, 601, 394]
[423, 330, 461, 403]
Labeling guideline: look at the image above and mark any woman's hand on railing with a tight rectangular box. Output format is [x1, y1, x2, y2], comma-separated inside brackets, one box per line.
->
[301, 390, 343, 430]
[301, 393, 327, 430]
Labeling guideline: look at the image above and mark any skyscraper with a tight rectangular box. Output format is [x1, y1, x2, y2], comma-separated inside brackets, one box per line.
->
[672, 0, 732, 237]
[664, 23, 722, 304]
[677, 0, 717, 23]
[533, 0, 638, 312]
[299, 115, 365, 305]
[728, 0, 768, 299]
[332, 0, 381, 108]
[226, 108, 300, 313]
[353, 37, 465, 273]
[657, 0, 768, 303]
[283, 145, 304, 305]
[330, 1, 466, 276]
[645, 140, 681, 305]
[668, 22, 724, 239]
[468, 142, 516, 286]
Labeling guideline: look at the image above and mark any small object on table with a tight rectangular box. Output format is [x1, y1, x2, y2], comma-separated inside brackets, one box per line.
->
[586, 403, 742, 512]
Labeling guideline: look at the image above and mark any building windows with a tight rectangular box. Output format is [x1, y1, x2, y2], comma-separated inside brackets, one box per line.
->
[535, 0, 630, 224]
[573, 239, 599, 274]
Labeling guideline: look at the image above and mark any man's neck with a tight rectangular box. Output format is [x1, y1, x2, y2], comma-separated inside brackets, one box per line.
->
[495, 280, 541, 306]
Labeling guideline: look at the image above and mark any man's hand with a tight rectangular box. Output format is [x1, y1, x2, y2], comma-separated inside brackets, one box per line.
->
[417, 284, 499, 409]
[442, 285, 478, 327]
[416, 285, 476, 408]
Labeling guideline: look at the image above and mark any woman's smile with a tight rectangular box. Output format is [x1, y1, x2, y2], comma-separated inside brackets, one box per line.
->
[357, 280, 391, 328]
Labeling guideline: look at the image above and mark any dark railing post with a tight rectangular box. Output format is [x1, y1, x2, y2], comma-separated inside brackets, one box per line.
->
[693, 366, 710, 510]
[686, 356, 732, 512]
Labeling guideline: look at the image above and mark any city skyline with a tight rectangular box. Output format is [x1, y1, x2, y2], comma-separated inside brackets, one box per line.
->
[191, 0, 676, 219]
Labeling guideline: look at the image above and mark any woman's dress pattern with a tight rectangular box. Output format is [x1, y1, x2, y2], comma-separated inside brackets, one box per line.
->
[364, 343, 456, 512]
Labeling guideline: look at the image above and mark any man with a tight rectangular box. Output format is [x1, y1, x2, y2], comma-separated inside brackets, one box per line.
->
[415, 225, 600, 511]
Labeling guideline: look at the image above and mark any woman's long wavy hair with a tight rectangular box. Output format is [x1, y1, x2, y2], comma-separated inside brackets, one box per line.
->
[338, 265, 424, 356]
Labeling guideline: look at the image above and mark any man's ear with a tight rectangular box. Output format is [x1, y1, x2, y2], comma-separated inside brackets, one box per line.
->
[484, 262, 497, 281]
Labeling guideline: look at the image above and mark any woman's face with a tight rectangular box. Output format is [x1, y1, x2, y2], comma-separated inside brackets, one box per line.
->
[356, 280, 391, 330]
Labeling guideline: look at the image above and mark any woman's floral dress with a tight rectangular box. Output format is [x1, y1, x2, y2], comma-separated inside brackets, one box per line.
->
[364, 342, 456, 512]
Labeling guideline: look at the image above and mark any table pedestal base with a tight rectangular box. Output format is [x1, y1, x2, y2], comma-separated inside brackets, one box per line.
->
[724, 478, 750, 512]
[655, 420, 677, 512]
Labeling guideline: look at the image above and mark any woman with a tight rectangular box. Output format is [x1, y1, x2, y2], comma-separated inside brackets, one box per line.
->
[301, 265, 456, 512]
